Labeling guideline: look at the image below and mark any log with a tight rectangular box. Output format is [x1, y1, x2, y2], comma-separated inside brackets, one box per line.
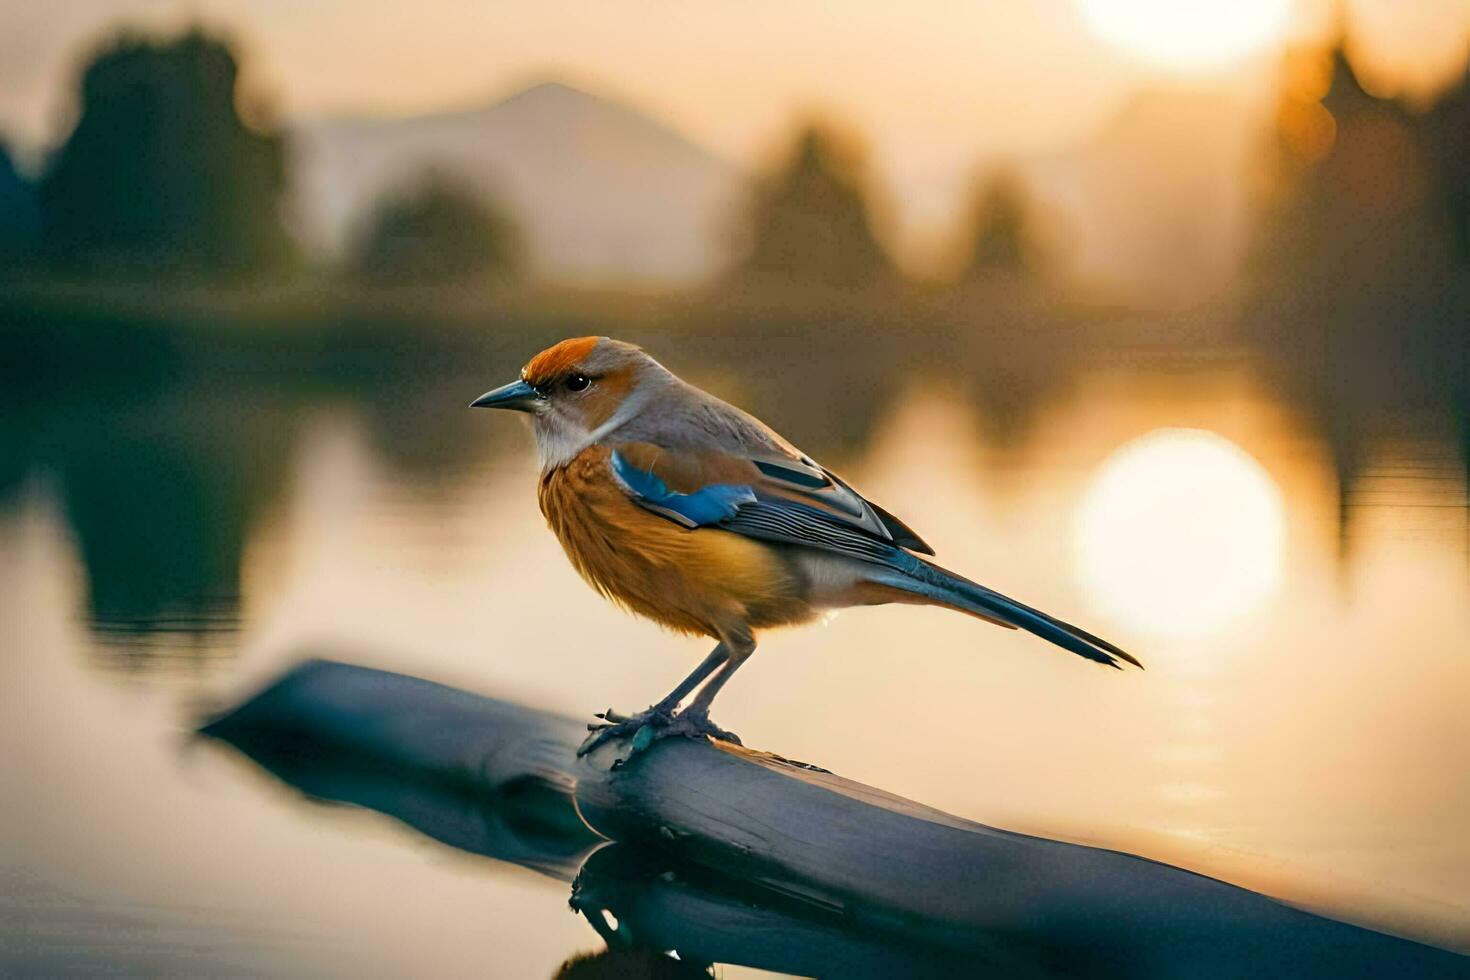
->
[201, 658, 1467, 979]
[199, 658, 597, 879]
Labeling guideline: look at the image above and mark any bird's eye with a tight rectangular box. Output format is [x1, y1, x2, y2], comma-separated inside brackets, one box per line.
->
[565, 374, 591, 392]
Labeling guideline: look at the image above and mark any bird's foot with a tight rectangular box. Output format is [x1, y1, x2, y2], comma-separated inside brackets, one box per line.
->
[577, 705, 740, 759]
[578, 703, 675, 757]
[662, 708, 741, 747]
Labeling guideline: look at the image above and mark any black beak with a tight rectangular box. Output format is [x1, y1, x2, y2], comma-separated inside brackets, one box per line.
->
[470, 379, 541, 412]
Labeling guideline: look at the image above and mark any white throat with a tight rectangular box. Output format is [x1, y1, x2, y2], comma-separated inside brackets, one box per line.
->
[532, 379, 660, 471]
[532, 414, 593, 470]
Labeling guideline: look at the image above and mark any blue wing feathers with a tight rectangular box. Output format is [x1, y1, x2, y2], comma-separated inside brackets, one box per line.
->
[610, 450, 756, 528]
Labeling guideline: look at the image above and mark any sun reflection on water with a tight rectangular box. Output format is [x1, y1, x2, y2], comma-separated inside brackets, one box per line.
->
[1074, 428, 1286, 640]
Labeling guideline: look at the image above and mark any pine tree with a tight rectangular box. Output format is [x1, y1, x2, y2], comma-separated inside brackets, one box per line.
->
[737, 124, 892, 289]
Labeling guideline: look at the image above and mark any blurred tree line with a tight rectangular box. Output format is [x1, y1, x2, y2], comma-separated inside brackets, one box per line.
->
[0, 24, 1045, 294]
[0, 26, 528, 286]
[730, 122, 1045, 290]
[0, 22, 1463, 315]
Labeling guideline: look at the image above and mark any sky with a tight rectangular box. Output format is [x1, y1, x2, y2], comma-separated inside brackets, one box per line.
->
[0, 1, 1136, 174]
[2, 1, 1465, 176]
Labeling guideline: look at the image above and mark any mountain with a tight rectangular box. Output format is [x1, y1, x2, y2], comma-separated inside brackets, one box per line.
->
[1030, 86, 1267, 304]
[288, 81, 742, 284]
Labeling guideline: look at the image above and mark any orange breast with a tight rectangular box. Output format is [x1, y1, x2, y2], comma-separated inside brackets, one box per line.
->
[537, 445, 811, 638]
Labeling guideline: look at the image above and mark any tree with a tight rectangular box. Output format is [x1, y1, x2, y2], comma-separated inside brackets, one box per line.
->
[38, 28, 291, 276]
[0, 142, 38, 264]
[1422, 64, 1469, 262]
[959, 169, 1039, 278]
[735, 124, 892, 289]
[1249, 49, 1462, 356]
[350, 170, 524, 285]
[1247, 47, 1469, 551]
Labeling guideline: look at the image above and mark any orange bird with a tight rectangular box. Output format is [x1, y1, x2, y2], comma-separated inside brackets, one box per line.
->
[473, 337, 1139, 755]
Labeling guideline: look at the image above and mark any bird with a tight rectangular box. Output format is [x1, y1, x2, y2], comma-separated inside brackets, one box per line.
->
[472, 336, 1140, 756]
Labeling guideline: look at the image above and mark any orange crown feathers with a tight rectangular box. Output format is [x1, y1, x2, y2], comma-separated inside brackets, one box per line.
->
[522, 336, 601, 388]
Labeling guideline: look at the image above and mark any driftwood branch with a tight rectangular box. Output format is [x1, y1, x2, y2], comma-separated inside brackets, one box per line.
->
[202, 658, 1465, 979]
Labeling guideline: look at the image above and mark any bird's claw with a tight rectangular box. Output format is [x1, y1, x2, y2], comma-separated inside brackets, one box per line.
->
[577, 705, 740, 759]
[671, 709, 741, 747]
[579, 703, 674, 756]
[592, 707, 637, 725]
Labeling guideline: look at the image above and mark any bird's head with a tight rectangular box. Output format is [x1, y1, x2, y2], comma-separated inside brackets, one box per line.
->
[470, 336, 669, 467]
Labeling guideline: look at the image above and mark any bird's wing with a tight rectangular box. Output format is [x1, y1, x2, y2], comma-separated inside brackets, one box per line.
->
[608, 441, 1139, 669]
[608, 441, 933, 556]
[618, 385, 934, 553]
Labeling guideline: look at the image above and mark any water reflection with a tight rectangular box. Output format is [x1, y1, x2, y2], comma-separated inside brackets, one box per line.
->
[568, 845, 1050, 978]
[2, 343, 1467, 973]
[1075, 427, 1286, 638]
[204, 699, 1017, 977]
[60, 429, 254, 662]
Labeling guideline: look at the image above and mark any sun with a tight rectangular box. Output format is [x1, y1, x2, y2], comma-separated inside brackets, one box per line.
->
[1077, 0, 1291, 71]
[1074, 429, 1286, 640]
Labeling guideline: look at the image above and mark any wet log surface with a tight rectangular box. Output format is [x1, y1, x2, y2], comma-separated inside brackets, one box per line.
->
[202, 658, 1468, 979]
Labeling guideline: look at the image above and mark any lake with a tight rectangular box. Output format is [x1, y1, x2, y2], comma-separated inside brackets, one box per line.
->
[2, 325, 1467, 975]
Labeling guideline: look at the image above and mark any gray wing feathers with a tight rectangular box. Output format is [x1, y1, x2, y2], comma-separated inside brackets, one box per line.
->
[719, 496, 1139, 669]
[620, 380, 929, 550]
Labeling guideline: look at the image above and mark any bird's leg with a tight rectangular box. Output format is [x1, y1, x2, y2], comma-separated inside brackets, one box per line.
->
[601, 642, 726, 720]
[663, 630, 755, 746]
[578, 643, 728, 756]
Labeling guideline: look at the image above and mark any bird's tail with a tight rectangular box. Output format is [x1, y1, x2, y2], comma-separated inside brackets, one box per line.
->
[866, 559, 1142, 670]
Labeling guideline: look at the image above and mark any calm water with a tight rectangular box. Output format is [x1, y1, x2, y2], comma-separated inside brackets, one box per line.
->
[2, 351, 1467, 975]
